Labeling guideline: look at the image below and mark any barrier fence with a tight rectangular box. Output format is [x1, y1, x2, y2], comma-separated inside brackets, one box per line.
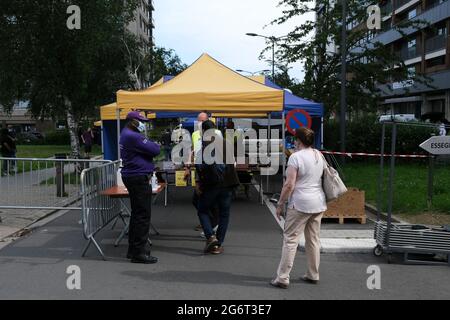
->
[80, 160, 123, 260]
[0, 157, 111, 210]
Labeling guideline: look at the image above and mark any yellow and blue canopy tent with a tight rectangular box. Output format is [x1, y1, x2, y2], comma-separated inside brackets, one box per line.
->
[102, 53, 284, 161]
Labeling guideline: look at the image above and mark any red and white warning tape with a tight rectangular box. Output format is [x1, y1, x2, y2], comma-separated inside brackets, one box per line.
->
[320, 150, 430, 158]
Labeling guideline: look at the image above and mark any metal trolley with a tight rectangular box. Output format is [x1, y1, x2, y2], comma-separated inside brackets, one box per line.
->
[373, 121, 450, 265]
[373, 221, 450, 265]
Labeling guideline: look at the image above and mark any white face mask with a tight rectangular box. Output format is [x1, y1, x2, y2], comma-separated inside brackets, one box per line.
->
[137, 121, 146, 133]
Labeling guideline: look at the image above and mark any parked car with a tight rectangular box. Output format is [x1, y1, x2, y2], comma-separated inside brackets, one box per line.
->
[379, 114, 418, 123]
[17, 131, 44, 143]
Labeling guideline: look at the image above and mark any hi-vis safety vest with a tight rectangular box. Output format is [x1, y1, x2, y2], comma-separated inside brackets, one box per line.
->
[192, 129, 223, 161]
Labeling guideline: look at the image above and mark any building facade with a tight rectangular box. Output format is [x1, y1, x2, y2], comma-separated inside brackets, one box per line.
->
[349, 0, 450, 121]
[127, 0, 155, 88]
[127, 0, 155, 52]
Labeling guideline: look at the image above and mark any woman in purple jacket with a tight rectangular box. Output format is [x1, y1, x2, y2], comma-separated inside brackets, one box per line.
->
[120, 111, 160, 264]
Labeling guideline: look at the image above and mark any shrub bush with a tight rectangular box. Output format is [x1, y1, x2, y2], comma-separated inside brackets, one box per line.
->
[324, 115, 437, 155]
[43, 130, 71, 145]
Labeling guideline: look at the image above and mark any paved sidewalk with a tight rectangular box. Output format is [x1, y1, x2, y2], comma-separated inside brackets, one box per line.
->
[0, 187, 449, 300]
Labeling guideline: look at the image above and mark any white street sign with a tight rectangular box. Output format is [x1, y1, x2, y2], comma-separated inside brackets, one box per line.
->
[420, 136, 450, 155]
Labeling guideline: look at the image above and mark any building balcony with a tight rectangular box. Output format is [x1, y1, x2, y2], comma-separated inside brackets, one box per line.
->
[394, 0, 412, 9]
[377, 69, 450, 97]
[368, 0, 450, 48]
[425, 34, 447, 53]
[394, 0, 419, 12]
[399, 47, 421, 60]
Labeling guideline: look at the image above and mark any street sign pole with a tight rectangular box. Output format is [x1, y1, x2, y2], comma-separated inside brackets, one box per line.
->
[428, 155, 435, 208]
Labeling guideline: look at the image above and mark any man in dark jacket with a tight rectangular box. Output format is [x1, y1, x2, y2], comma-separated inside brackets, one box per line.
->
[120, 111, 160, 264]
[1, 128, 17, 176]
[195, 120, 239, 255]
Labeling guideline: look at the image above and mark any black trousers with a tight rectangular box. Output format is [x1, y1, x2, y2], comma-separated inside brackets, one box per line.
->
[122, 175, 152, 256]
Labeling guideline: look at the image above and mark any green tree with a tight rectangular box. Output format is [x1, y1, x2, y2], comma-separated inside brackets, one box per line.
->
[150, 46, 187, 84]
[272, 0, 431, 118]
[0, 0, 141, 157]
[271, 65, 301, 94]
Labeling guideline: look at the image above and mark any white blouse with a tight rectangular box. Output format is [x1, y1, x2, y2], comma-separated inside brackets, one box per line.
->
[287, 148, 327, 214]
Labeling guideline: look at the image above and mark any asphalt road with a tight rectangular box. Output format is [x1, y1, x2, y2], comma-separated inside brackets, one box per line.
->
[0, 188, 449, 300]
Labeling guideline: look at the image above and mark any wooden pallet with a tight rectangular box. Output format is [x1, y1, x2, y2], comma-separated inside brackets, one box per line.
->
[324, 188, 366, 224]
[323, 215, 367, 224]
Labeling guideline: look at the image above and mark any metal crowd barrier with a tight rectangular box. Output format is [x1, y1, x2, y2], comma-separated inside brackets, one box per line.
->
[0, 157, 110, 210]
[80, 160, 122, 260]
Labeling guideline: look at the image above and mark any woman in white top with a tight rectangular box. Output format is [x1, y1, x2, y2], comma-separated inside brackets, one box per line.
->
[270, 127, 327, 289]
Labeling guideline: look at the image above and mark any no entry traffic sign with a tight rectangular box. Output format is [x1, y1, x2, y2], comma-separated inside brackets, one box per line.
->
[286, 109, 312, 135]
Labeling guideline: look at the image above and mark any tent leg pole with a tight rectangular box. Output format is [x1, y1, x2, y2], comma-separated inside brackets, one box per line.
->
[282, 112, 286, 183]
[321, 117, 324, 150]
[266, 113, 271, 194]
[116, 108, 121, 161]
[101, 125, 105, 157]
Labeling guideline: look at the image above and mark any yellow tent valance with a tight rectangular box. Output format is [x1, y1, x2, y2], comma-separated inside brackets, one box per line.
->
[100, 103, 156, 121]
[116, 53, 284, 112]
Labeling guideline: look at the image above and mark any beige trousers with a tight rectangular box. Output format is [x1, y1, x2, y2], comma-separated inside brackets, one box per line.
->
[275, 208, 323, 284]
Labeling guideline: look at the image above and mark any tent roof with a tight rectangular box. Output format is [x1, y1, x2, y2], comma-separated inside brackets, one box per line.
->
[116, 53, 284, 112]
[250, 76, 324, 117]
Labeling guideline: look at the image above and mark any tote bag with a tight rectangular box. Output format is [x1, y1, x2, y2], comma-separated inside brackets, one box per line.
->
[316, 150, 347, 202]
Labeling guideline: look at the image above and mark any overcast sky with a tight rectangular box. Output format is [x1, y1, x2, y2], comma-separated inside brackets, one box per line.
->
[153, 0, 313, 82]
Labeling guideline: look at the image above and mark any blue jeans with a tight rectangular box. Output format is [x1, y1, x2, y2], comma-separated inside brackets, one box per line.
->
[197, 187, 233, 245]
[164, 146, 172, 161]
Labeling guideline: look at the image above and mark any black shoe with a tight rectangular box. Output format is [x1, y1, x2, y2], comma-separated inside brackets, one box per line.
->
[127, 248, 151, 259]
[300, 276, 319, 284]
[130, 254, 158, 264]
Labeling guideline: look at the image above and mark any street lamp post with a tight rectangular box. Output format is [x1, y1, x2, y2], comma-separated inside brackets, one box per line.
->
[246, 33, 288, 194]
[245, 33, 288, 81]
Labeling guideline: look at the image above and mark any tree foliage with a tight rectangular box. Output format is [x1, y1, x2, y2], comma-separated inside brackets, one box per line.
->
[0, 0, 141, 156]
[272, 0, 431, 117]
[150, 46, 187, 84]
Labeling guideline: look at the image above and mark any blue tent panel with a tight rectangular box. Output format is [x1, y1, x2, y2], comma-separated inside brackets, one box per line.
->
[262, 78, 324, 117]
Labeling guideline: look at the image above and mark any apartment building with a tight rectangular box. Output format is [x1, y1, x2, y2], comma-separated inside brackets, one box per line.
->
[127, 0, 155, 52]
[349, 0, 450, 120]
[375, 0, 450, 120]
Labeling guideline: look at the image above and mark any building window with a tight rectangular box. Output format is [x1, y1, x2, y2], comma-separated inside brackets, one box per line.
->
[407, 66, 416, 78]
[437, 27, 447, 36]
[426, 56, 446, 68]
[407, 8, 417, 20]
[408, 39, 416, 48]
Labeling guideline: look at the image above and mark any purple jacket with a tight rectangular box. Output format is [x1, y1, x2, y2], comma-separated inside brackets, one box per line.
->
[119, 127, 160, 177]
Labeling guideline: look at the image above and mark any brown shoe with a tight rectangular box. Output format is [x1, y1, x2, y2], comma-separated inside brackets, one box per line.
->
[210, 245, 224, 255]
[270, 279, 288, 289]
[204, 235, 219, 253]
[194, 224, 203, 231]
